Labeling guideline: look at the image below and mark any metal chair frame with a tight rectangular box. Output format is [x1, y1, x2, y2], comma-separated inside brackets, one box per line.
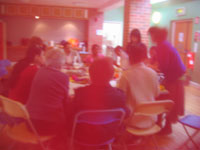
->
[70, 108, 126, 150]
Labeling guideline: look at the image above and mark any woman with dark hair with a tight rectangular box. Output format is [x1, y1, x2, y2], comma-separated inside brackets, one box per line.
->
[126, 28, 142, 56]
[9, 43, 45, 104]
[148, 26, 186, 134]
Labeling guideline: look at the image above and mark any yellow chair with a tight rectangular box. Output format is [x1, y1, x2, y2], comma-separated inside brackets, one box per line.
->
[0, 95, 53, 150]
[126, 100, 174, 150]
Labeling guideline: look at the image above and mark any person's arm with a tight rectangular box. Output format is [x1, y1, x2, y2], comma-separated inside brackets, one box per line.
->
[117, 74, 132, 117]
[117, 73, 128, 93]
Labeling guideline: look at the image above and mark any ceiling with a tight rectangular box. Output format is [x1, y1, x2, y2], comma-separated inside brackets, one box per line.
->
[0, 0, 124, 9]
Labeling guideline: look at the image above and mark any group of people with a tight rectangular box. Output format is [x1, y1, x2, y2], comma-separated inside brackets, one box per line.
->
[2, 25, 186, 149]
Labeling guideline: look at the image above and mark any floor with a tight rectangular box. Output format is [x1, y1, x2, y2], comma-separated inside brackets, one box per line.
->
[124, 84, 200, 150]
[0, 83, 200, 150]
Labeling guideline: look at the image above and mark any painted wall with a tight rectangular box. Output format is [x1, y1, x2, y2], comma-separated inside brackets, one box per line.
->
[1, 16, 87, 45]
[152, 0, 200, 84]
[104, 6, 124, 46]
[104, 6, 124, 23]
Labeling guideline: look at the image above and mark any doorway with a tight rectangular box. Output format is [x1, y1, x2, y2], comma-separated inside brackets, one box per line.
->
[171, 19, 193, 67]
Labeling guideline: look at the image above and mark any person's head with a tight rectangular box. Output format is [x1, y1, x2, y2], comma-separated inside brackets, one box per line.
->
[149, 46, 157, 58]
[91, 44, 101, 56]
[89, 57, 114, 85]
[129, 43, 147, 65]
[9, 44, 45, 89]
[25, 44, 45, 65]
[45, 48, 66, 69]
[114, 46, 123, 56]
[28, 36, 44, 48]
[130, 29, 141, 43]
[62, 41, 72, 54]
[148, 26, 168, 44]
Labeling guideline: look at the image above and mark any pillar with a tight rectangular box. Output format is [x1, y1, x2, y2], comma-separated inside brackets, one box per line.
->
[123, 0, 151, 47]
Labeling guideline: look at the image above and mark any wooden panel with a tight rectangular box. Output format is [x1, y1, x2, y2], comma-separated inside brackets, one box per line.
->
[18, 5, 29, 16]
[173, 20, 193, 67]
[30, 6, 41, 16]
[52, 7, 62, 17]
[74, 9, 85, 18]
[0, 3, 89, 20]
[63, 8, 73, 17]
[41, 7, 52, 17]
[5, 4, 17, 15]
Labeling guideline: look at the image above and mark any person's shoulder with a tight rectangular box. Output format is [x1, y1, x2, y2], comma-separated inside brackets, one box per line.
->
[74, 85, 91, 95]
[20, 65, 38, 76]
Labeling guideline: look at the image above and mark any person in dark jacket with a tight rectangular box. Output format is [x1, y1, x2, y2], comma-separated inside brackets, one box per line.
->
[72, 57, 130, 146]
[26, 48, 69, 149]
[126, 28, 143, 56]
[148, 26, 186, 134]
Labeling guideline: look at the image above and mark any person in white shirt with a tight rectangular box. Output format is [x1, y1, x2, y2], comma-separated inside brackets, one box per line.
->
[117, 43, 160, 129]
[113, 46, 129, 70]
[62, 41, 82, 66]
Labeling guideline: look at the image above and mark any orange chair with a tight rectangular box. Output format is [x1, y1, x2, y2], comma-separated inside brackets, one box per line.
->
[0, 95, 53, 150]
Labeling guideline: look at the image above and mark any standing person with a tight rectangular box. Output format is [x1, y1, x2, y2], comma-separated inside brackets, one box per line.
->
[26, 49, 69, 150]
[126, 28, 142, 56]
[113, 46, 130, 70]
[148, 26, 186, 134]
[118, 43, 160, 129]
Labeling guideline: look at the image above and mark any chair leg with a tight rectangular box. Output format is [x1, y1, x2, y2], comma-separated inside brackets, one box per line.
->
[182, 125, 199, 150]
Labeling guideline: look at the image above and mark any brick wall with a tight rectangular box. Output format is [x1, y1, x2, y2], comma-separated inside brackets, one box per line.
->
[123, 0, 151, 47]
[88, 11, 104, 52]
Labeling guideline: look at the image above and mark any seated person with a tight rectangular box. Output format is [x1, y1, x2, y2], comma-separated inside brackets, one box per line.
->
[26, 49, 69, 148]
[0, 59, 11, 78]
[113, 46, 129, 70]
[9, 41, 45, 104]
[84, 44, 104, 64]
[0, 59, 11, 96]
[62, 41, 82, 66]
[72, 57, 130, 145]
[146, 46, 159, 72]
[118, 43, 160, 129]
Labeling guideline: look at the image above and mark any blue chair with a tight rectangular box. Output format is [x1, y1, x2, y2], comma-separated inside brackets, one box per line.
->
[70, 108, 126, 150]
[178, 114, 200, 149]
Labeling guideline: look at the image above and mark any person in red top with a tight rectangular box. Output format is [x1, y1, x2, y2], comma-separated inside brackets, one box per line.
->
[9, 42, 45, 104]
[84, 44, 104, 64]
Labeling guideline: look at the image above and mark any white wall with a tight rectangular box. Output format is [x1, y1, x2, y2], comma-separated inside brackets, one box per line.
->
[1, 16, 87, 45]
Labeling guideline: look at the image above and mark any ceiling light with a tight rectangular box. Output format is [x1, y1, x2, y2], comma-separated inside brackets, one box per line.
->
[35, 16, 40, 19]
[152, 12, 162, 24]
[150, 0, 167, 4]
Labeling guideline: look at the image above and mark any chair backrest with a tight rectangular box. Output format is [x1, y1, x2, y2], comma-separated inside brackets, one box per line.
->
[0, 95, 52, 147]
[0, 95, 29, 120]
[71, 108, 125, 146]
[134, 100, 174, 116]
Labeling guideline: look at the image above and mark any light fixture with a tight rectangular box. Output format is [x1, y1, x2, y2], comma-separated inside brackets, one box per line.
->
[152, 12, 162, 24]
[150, 0, 167, 4]
[35, 16, 40, 19]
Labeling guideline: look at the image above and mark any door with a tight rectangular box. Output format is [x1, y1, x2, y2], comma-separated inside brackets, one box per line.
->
[0, 20, 6, 59]
[171, 20, 193, 67]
